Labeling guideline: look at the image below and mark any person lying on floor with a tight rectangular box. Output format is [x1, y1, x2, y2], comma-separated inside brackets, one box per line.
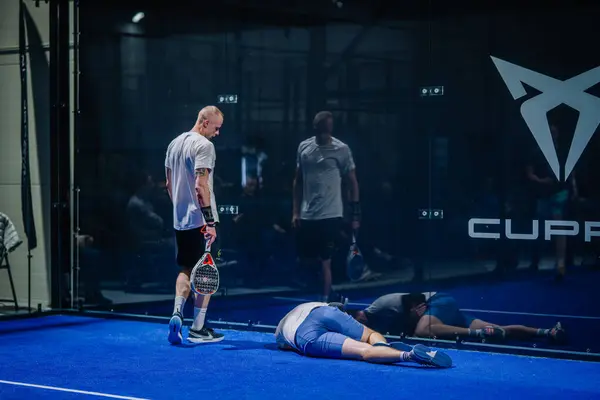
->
[275, 301, 452, 368]
[350, 292, 566, 343]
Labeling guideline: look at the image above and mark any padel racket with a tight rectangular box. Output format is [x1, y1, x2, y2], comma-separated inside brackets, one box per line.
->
[346, 230, 366, 282]
[190, 241, 220, 295]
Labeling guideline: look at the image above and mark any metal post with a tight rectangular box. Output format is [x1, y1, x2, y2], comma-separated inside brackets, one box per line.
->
[72, 0, 81, 309]
[49, 0, 71, 309]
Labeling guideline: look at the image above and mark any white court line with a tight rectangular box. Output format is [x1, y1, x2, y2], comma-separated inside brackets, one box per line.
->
[0, 380, 149, 400]
[460, 309, 600, 321]
[272, 296, 600, 320]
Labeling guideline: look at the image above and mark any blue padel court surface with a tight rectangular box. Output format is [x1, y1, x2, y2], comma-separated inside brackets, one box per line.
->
[117, 268, 600, 353]
[1, 315, 599, 399]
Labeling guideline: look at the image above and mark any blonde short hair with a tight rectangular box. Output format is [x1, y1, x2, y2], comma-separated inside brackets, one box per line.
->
[198, 106, 224, 123]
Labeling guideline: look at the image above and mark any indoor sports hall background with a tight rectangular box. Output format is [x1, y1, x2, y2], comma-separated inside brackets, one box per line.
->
[73, 0, 600, 358]
[1, 0, 600, 374]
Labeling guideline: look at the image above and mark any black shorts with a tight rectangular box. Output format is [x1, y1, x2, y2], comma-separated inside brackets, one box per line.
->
[174, 226, 207, 269]
[296, 218, 342, 261]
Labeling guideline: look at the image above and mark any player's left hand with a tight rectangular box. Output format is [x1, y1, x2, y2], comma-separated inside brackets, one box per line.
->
[351, 220, 360, 230]
[414, 303, 427, 318]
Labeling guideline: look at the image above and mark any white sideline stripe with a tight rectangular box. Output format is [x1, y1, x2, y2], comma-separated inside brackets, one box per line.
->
[0, 380, 149, 400]
[460, 309, 600, 321]
[272, 297, 600, 320]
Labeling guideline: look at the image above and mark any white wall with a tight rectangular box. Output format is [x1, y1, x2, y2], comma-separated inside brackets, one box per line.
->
[0, 0, 54, 310]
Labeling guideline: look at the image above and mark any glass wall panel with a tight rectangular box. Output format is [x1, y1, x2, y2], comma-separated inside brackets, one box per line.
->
[75, 0, 599, 356]
[76, 1, 429, 339]
[421, 4, 600, 354]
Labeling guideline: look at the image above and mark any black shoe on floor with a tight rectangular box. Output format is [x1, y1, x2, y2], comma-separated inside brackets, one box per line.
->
[188, 326, 225, 344]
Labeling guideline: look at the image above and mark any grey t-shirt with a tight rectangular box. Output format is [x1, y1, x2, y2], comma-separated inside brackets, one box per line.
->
[363, 294, 406, 335]
[296, 136, 355, 220]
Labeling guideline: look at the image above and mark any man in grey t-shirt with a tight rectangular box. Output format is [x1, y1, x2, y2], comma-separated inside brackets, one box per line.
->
[352, 292, 566, 344]
[359, 293, 408, 334]
[292, 111, 361, 302]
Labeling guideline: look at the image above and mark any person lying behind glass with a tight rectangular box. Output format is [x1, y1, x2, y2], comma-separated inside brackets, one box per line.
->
[349, 292, 566, 344]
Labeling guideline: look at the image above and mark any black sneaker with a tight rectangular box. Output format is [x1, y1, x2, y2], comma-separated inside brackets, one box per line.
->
[168, 311, 183, 345]
[188, 326, 225, 344]
[481, 326, 506, 340]
[549, 322, 567, 344]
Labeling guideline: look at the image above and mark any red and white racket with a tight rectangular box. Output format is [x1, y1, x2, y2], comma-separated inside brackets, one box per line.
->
[190, 241, 220, 295]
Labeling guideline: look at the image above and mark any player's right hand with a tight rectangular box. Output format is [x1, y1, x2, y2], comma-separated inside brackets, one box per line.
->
[414, 303, 427, 318]
[291, 214, 300, 228]
[204, 225, 217, 246]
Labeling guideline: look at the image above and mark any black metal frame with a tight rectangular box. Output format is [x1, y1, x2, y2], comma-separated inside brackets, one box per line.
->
[0, 252, 19, 311]
[49, 0, 71, 309]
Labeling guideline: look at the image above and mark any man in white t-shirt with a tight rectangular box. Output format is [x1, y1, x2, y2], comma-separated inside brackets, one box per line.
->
[275, 302, 452, 368]
[164, 105, 224, 345]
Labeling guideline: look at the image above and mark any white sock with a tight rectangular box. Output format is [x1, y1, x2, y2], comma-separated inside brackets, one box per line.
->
[173, 296, 186, 315]
[192, 307, 207, 331]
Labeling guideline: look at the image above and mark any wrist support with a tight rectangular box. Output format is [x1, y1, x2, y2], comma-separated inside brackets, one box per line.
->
[201, 206, 215, 226]
[349, 201, 361, 220]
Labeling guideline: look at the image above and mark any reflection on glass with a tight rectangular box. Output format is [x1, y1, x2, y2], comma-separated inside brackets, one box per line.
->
[75, 1, 600, 356]
[352, 292, 566, 344]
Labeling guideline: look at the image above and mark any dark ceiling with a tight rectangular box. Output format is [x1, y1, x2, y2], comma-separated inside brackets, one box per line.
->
[78, 0, 600, 37]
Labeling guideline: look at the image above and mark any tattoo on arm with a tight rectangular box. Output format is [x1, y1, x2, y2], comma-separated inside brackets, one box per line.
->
[165, 168, 173, 200]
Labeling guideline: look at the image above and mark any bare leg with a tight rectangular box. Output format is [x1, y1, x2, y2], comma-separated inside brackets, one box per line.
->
[366, 330, 387, 345]
[341, 338, 406, 364]
[414, 315, 470, 338]
[195, 293, 211, 309]
[321, 258, 332, 301]
[470, 319, 544, 340]
[327, 319, 406, 363]
[176, 269, 192, 299]
[357, 325, 387, 345]
[172, 268, 192, 315]
[305, 317, 450, 366]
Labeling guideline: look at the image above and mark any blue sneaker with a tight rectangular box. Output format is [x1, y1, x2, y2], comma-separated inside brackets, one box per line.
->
[373, 341, 414, 352]
[168, 311, 183, 345]
[410, 344, 452, 368]
[387, 341, 414, 352]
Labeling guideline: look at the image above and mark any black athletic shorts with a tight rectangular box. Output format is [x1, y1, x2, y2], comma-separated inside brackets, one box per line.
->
[174, 226, 208, 269]
[296, 218, 342, 261]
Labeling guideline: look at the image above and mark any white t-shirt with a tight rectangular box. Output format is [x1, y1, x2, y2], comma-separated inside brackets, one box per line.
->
[164, 132, 219, 231]
[274, 302, 326, 351]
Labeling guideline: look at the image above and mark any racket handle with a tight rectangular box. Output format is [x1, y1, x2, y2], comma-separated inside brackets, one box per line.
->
[205, 241, 211, 252]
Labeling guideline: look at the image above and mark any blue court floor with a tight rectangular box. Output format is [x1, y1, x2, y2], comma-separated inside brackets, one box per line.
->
[0, 315, 599, 399]
[117, 269, 600, 353]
